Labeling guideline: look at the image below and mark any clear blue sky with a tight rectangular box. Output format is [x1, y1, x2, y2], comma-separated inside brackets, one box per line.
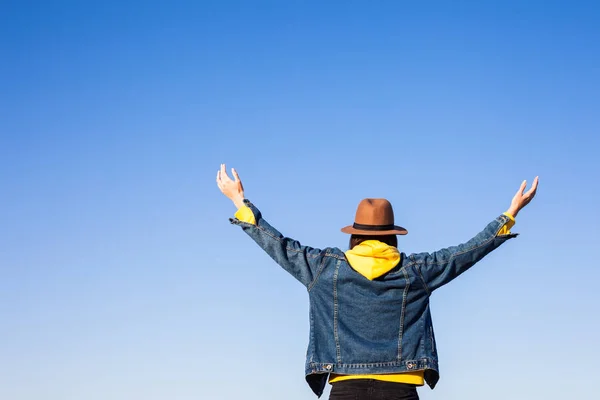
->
[1, 1, 599, 399]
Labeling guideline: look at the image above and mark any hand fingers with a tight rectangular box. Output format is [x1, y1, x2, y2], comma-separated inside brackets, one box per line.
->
[232, 168, 245, 192]
[217, 164, 243, 194]
[219, 163, 233, 182]
[220, 163, 228, 180]
[516, 180, 527, 197]
[524, 176, 539, 197]
[216, 169, 224, 189]
[232, 167, 240, 182]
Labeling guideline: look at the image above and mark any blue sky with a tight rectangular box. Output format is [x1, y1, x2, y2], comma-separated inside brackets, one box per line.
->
[1, 1, 599, 399]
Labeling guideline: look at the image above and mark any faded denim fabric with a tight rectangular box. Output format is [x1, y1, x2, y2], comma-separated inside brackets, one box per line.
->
[230, 200, 517, 398]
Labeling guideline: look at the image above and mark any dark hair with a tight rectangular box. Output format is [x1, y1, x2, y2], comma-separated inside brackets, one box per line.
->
[349, 234, 398, 250]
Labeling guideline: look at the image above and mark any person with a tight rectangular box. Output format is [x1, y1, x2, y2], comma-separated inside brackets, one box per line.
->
[216, 164, 538, 399]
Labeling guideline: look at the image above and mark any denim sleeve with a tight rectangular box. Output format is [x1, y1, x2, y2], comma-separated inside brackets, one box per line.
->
[229, 199, 325, 288]
[411, 214, 518, 293]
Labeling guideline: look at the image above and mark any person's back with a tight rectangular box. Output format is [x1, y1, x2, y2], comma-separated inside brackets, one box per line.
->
[216, 164, 538, 399]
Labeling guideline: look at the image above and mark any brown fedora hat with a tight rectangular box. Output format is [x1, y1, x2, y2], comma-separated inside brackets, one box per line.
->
[341, 198, 408, 235]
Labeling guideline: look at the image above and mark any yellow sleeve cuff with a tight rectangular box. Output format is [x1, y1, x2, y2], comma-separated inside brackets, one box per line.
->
[234, 205, 256, 225]
[497, 212, 516, 236]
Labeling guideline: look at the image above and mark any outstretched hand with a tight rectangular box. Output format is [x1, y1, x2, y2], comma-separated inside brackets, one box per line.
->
[507, 176, 539, 218]
[216, 164, 245, 208]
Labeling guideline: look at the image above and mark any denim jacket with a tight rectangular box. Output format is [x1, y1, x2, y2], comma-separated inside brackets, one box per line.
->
[230, 199, 517, 397]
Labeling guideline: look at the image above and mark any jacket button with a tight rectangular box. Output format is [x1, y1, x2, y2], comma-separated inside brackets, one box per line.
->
[407, 363, 414, 369]
[325, 364, 332, 371]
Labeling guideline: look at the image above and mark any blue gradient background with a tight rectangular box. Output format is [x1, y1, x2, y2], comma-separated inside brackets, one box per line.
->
[1, 1, 598, 399]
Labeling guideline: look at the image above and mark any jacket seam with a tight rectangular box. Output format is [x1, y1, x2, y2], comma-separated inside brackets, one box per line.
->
[308, 359, 437, 368]
[307, 254, 328, 292]
[326, 251, 346, 260]
[416, 216, 508, 267]
[253, 223, 321, 287]
[383, 259, 415, 277]
[234, 214, 345, 262]
[238, 199, 321, 259]
[254, 224, 321, 257]
[235, 219, 322, 287]
[308, 303, 315, 363]
[333, 260, 342, 363]
[397, 268, 410, 360]
[415, 265, 431, 296]
[423, 237, 493, 266]
[244, 199, 339, 255]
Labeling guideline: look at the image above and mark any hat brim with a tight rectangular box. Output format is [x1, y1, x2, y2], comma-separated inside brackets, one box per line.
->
[341, 225, 408, 235]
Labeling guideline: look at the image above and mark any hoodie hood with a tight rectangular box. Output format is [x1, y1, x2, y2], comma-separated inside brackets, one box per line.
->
[344, 240, 401, 280]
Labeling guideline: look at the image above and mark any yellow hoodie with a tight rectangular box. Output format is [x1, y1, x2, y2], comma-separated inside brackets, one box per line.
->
[344, 240, 401, 280]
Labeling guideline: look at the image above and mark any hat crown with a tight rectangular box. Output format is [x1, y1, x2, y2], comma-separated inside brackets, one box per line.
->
[340, 198, 407, 235]
[354, 198, 395, 226]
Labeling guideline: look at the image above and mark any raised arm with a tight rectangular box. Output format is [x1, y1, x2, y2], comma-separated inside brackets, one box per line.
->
[216, 164, 325, 288]
[414, 177, 539, 292]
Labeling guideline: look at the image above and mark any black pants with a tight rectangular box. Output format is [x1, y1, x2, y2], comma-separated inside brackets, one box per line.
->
[329, 379, 419, 400]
